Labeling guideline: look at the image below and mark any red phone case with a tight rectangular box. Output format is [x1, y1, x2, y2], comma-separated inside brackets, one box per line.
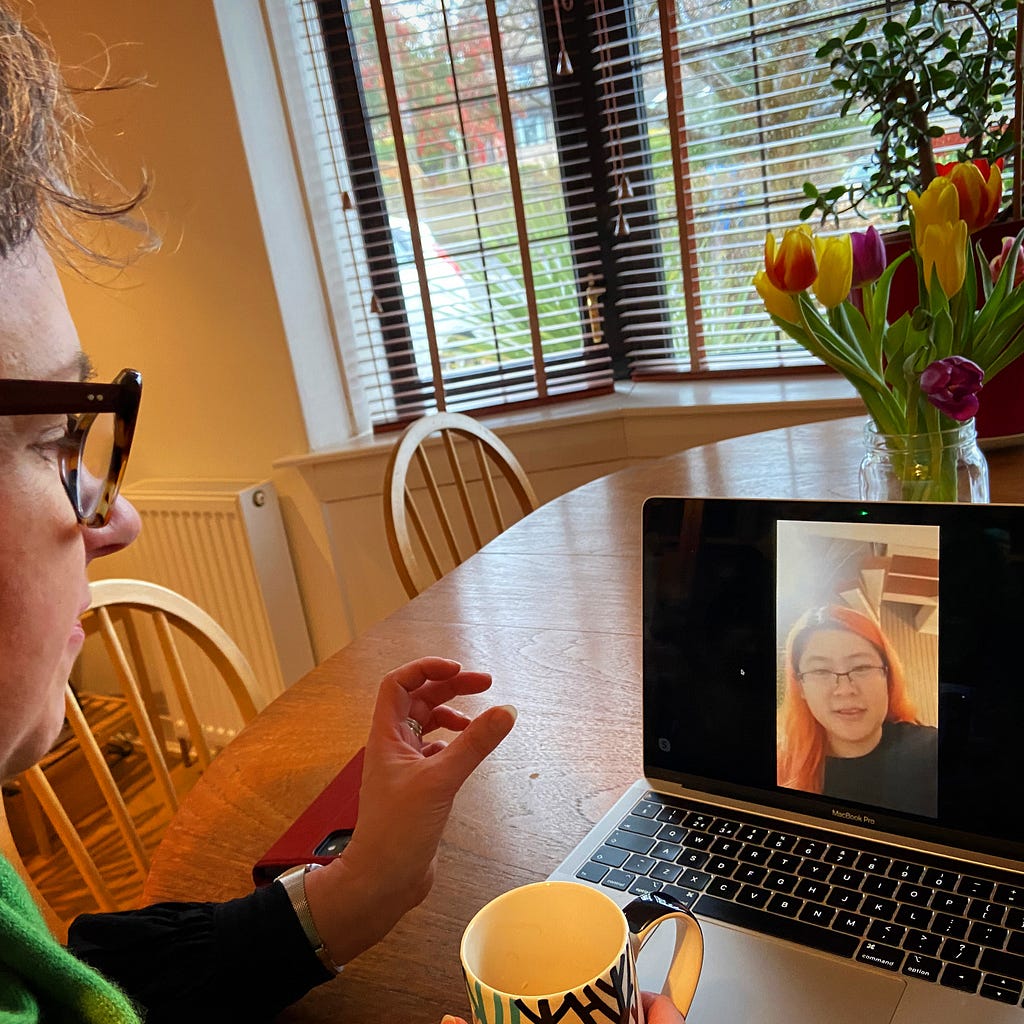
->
[251, 746, 365, 886]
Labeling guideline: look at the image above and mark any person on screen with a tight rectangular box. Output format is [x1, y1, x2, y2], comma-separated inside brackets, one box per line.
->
[0, 6, 521, 1022]
[776, 605, 938, 817]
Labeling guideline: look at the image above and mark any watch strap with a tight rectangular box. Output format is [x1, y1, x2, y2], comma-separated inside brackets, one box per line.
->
[276, 863, 344, 975]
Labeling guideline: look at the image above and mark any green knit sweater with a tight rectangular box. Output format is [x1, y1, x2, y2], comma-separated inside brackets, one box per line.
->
[0, 857, 140, 1023]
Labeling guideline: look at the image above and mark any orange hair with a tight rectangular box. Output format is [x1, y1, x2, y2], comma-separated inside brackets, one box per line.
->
[776, 605, 921, 794]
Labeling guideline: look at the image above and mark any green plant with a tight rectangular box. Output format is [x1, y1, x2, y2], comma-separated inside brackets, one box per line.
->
[801, 0, 1019, 224]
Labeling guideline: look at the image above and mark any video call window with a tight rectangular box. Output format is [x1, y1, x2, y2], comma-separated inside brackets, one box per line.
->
[775, 520, 939, 818]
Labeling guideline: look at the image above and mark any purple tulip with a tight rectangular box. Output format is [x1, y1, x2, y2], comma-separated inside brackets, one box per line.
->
[919, 356, 985, 421]
[850, 225, 886, 287]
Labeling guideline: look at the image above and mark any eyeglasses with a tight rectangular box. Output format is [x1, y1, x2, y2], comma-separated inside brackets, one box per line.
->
[0, 368, 142, 528]
[798, 665, 887, 689]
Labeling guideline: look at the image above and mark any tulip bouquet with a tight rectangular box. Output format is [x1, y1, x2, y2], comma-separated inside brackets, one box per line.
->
[754, 158, 1024, 501]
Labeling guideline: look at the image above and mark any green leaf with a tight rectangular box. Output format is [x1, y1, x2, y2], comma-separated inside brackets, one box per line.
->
[824, 185, 846, 200]
[816, 38, 842, 59]
[802, 181, 818, 198]
[798, 202, 818, 221]
[845, 17, 867, 42]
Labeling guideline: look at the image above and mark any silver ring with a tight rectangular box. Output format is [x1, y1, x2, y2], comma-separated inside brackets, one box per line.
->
[404, 717, 423, 739]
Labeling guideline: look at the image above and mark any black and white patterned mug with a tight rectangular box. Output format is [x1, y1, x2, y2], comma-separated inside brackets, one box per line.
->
[460, 881, 703, 1024]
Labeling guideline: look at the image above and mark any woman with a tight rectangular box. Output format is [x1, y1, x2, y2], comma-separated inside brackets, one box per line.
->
[0, 7, 686, 1022]
[776, 605, 938, 817]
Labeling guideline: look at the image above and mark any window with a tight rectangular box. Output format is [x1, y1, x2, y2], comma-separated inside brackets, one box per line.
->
[274, 0, 997, 431]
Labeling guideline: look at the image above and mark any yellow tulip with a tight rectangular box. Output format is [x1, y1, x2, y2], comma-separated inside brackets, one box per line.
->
[812, 234, 853, 308]
[753, 270, 800, 323]
[764, 226, 817, 293]
[936, 159, 1003, 234]
[907, 177, 961, 249]
[919, 219, 968, 298]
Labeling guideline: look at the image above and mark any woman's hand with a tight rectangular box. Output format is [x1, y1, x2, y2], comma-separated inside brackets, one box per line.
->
[304, 657, 516, 968]
[441, 991, 686, 1024]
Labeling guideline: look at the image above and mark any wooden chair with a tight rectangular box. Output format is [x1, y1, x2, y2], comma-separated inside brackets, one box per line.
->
[384, 412, 539, 597]
[1, 579, 262, 934]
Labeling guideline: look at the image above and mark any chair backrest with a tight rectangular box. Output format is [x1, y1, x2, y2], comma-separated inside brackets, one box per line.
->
[1, 579, 262, 931]
[384, 412, 539, 597]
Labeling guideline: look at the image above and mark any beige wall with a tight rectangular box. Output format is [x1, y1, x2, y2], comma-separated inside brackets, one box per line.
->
[36, 0, 308, 482]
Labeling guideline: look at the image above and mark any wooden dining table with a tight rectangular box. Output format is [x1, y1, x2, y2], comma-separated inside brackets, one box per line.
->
[142, 415, 1024, 1022]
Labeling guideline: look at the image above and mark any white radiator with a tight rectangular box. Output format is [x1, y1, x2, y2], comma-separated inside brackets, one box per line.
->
[85, 478, 315, 744]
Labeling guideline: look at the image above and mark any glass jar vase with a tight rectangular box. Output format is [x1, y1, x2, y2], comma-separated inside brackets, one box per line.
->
[859, 419, 989, 503]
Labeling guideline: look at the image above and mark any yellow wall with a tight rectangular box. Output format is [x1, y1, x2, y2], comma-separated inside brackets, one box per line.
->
[35, 0, 309, 482]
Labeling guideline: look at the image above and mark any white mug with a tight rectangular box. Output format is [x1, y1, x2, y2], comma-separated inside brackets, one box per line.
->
[460, 881, 703, 1023]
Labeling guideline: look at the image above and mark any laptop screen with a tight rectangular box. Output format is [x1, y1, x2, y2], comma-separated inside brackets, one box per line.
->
[642, 496, 1024, 862]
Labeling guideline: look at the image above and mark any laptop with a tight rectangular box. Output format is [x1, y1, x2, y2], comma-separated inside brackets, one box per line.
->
[548, 496, 1024, 1024]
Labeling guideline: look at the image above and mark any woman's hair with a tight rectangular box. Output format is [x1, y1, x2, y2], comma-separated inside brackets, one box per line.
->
[0, 3, 149, 262]
[776, 604, 921, 794]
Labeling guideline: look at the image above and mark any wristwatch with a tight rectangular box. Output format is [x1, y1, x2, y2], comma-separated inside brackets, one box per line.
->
[275, 863, 345, 975]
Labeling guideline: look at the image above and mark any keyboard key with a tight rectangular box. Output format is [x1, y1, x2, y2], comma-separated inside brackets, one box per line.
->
[736, 825, 768, 845]
[895, 905, 933, 929]
[651, 842, 682, 862]
[895, 883, 933, 907]
[940, 939, 981, 967]
[768, 852, 800, 874]
[577, 861, 609, 883]
[980, 947, 1024, 981]
[678, 849, 709, 869]
[679, 869, 713, 891]
[903, 954, 942, 982]
[683, 831, 713, 851]
[737, 885, 771, 909]
[1007, 910, 1024, 934]
[607, 830, 655, 855]
[968, 923, 1008, 949]
[923, 868, 958, 890]
[903, 930, 941, 956]
[765, 872, 798, 894]
[831, 868, 865, 890]
[931, 893, 967, 916]
[734, 865, 767, 886]
[706, 856, 738, 877]
[799, 903, 835, 928]
[826, 888, 863, 912]
[834, 913, 869, 937]
[590, 845, 630, 868]
[657, 825, 687, 845]
[932, 913, 968, 938]
[795, 879, 830, 902]
[602, 869, 634, 891]
[631, 800, 662, 819]
[696, 894, 857, 957]
[996, 884, 1024, 907]
[857, 941, 904, 971]
[683, 812, 712, 830]
[940, 963, 981, 994]
[710, 819, 740, 837]
[862, 897, 897, 920]
[710, 838, 743, 857]
[856, 852, 891, 875]
[968, 900, 1005, 925]
[867, 921, 906, 946]
[629, 877, 664, 897]
[794, 839, 827, 860]
[651, 862, 683, 884]
[738, 845, 772, 866]
[957, 877, 995, 900]
[862, 876, 899, 898]
[765, 832, 797, 851]
[768, 894, 802, 917]
[621, 814, 661, 837]
[623, 854, 656, 875]
[661, 885, 699, 909]
[706, 878, 741, 900]
[889, 861, 922, 883]
[798, 860, 831, 881]
[657, 807, 687, 826]
[825, 846, 858, 866]
[981, 975, 1023, 1004]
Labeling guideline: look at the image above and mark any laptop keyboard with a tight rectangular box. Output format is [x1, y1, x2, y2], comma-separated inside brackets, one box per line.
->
[574, 791, 1024, 1006]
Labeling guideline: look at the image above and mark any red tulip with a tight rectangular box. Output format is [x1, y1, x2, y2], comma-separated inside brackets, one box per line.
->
[988, 235, 1024, 289]
[935, 158, 1003, 234]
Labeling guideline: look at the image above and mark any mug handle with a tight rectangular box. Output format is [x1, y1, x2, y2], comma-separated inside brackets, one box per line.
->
[624, 892, 704, 1018]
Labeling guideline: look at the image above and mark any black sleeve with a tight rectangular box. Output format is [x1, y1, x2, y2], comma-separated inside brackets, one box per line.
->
[67, 883, 333, 1023]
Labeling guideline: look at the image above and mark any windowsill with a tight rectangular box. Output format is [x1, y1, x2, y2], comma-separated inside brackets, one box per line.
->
[275, 374, 864, 469]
